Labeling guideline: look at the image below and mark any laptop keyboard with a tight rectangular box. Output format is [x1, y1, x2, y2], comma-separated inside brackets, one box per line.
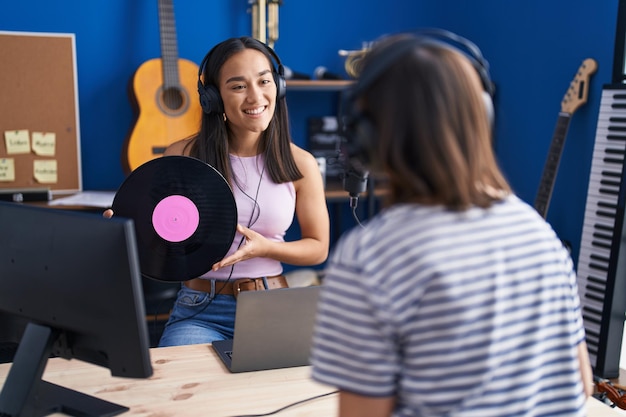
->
[226, 350, 233, 359]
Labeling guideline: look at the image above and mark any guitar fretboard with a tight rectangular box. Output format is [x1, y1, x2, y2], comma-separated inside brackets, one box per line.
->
[533, 113, 572, 218]
[158, 0, 180, 90]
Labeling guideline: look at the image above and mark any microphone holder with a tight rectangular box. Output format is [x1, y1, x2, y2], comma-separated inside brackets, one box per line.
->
[343, 168, 369, 210]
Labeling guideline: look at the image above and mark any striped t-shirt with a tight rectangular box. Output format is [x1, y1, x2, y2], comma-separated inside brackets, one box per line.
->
[310, 195, 587, 417]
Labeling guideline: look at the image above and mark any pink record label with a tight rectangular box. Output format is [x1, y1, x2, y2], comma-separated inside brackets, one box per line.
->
[152, 195, 200, 242]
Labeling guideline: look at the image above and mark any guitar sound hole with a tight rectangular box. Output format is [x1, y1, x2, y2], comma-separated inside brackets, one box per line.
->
[163, 87, 183, 110]
[157, 87, 189, 116]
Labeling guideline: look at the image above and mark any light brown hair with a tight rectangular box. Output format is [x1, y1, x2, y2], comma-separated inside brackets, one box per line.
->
[360, 36, 511, 209]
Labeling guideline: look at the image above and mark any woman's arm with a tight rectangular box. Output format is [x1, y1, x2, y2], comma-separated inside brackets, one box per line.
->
[578, 341, 594, 397]
[338, 391, 394, 417]
[279, 144, 330, 264]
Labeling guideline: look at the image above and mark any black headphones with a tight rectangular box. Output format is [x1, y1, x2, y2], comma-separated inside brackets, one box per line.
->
[197, 38, 287, 114]
[342, 29, 495, 166]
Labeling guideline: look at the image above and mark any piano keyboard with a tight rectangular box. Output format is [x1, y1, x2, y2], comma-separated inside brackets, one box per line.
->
[577, 85, 626, 378]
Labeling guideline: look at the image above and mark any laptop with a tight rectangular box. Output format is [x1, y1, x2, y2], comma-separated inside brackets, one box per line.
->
[212, 285, 321, 373]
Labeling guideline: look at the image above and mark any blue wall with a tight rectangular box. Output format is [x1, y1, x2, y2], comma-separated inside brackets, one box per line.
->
[0, 0, 620, 267]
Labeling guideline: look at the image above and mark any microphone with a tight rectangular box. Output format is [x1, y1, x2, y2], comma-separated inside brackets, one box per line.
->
[283, 66, 311, 80]
[343, 163, 369, 199]
[334, 141, 369, 227]
[340, 151, 369, 211]
[314, 66, 344, 80]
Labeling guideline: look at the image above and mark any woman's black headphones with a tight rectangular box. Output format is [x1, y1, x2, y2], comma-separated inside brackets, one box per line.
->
[342, 28, 495, 166]
[196, 38, 287, 115]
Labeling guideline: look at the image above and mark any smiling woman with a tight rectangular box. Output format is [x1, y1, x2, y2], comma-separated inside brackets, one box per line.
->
[152, 36, 330, 348]
[219, 49, 279, 142]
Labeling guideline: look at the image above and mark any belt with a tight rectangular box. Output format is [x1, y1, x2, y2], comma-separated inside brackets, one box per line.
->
[184, 275, 288, 298]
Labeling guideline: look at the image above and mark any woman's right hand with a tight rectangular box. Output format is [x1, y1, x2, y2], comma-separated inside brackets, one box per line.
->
[103, 209, 114, 218]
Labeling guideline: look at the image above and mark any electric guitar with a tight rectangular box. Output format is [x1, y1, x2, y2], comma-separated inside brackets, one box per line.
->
[533, 58, 597, 218]
[123, 0, 201, 174]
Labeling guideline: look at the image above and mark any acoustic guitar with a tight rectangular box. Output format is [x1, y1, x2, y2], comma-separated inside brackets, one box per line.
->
[533, 58, 597, 218]
[123, 0, 201, 174]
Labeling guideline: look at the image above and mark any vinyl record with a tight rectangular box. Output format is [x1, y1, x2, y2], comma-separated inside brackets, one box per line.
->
[112, 156, 237, 282]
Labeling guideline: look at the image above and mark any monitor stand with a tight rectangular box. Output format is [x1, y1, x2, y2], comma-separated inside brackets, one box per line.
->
[0, 323, 128, 417]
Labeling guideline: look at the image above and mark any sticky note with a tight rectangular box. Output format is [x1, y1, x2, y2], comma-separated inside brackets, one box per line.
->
[32, 132, 56, 156]
[33, 160, 58, 184]
[0, 158, 15, 182]
[4, 130, 30, 154]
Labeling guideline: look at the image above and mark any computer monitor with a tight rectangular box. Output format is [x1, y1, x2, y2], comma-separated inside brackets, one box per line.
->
[0, 201, 153, 417]
[0, 311, 26, 364]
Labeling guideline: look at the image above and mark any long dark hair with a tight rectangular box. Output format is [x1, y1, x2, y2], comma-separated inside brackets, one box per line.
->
[360, 36, 511, 209]
[187, 36, 302, 185]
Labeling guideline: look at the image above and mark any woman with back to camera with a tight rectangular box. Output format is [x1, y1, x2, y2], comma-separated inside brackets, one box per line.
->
[154, 36, 329, 347]
[310, 31, 593, 417]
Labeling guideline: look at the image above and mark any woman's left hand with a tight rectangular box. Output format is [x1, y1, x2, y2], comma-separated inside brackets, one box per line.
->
[211, 224, 268, 271]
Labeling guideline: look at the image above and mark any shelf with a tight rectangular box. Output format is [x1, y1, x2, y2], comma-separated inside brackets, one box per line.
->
[324, 184, 388, 202]
[286, 80, 353, 91]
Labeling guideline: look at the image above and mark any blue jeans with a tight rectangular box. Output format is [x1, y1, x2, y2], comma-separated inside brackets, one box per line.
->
[158, 285, 237, 347]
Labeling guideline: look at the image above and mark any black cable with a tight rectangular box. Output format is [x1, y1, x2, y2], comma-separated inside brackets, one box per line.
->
[229, 390, 338, 417]
[349, 196, 365, 228]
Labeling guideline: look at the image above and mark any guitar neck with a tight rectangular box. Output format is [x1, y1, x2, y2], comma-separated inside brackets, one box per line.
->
[158, 0, 180, 88]
[533, 112, 572, 218]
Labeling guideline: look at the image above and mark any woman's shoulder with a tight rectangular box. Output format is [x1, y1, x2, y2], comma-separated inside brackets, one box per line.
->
[289, 143, 317, 170]
[164, 138, 194, 156]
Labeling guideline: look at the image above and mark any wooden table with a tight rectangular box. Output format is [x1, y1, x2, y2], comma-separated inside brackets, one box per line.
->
[0, 344, 336, 417]
[0, 343, 622, 416]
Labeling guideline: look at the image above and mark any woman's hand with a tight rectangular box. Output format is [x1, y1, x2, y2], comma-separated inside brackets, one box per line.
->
[212, 224, 269, 271]
[103, 209, 114, 218]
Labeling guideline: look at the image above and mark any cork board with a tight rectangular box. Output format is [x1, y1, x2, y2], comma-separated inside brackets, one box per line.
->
[0, 31, 81, 195]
